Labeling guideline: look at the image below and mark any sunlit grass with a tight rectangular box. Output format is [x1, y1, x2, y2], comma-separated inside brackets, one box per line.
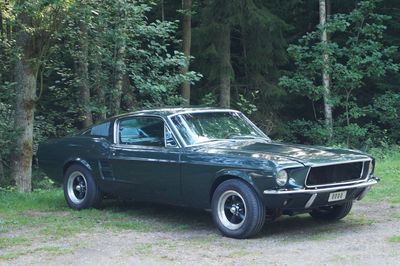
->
[0, 187, 211, 256]
[387, 235, 400, 243]
[366, 151, 400, 203]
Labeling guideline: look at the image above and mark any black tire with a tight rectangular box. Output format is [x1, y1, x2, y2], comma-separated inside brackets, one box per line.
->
[63, 164, 103, 210]
[211, 179, 265, 239]
[309, 201, 353, 221]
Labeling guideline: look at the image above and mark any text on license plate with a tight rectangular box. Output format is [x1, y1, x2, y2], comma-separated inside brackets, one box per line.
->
[328, 191, 347, 202]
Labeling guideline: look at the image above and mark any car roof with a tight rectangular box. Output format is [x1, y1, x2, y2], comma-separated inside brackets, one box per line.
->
[112, 107, 239, 119]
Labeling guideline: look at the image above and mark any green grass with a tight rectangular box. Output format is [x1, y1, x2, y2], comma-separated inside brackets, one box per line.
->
[0, 236, 30, 249]
[365, 151, 400, 203]
[387, 236, 400, 243]
[0, 188, 211, 255]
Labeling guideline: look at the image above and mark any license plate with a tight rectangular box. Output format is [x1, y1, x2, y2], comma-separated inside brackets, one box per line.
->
[328, 191, 347, 202]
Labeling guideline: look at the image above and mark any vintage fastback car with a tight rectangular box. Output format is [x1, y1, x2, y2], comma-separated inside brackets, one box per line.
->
[38, 108, 378, 238]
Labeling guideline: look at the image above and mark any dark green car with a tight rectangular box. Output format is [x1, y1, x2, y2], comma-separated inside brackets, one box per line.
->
[37, 108, 378, 238]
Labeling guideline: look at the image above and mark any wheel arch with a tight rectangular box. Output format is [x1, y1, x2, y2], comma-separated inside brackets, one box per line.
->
[63, 158, 93, 176]
[210, 169, 264, 203]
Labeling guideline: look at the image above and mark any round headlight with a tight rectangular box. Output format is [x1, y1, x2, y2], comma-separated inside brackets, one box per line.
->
[276, 170, 288, 186]
[367, 161, 373, 176]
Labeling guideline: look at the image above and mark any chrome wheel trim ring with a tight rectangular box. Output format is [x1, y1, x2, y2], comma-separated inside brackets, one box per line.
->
[67, 171, 88, 205]
[217, 190, 247, 230]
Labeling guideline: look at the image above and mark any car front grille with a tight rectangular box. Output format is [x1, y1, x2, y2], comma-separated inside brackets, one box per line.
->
[306, 161, 369, 187]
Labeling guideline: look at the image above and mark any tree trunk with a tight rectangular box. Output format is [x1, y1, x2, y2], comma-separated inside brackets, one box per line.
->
[11, 7, 39, 193]
[219, 24, 231, 108]
[0, 8, 3, 39]
[161, 0, 165, 21]
[319, 0, 333, 140]
[181, 0, 192, 104]
[95, 80, 107, 121]
[12, 58, 36, 193]
[0, 153, 4, 185]
[113, 40, 126, 116]
[112, 6, 127, 116]
[78, 21, 92, 128]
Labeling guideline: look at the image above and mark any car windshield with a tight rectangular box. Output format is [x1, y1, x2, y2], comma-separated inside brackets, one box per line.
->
[170, 111, 268, 146]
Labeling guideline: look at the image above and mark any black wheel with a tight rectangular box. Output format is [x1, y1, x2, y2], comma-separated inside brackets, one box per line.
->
[211, 179, 265, 239]
[63, 164, 103, 210]
[309, 201, 353, 221]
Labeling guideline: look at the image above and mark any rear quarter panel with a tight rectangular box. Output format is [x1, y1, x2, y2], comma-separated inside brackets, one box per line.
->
[37, 136, 111, 182]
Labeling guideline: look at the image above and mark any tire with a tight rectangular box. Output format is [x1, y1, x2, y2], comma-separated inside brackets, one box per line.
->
[211, 179, 265, 239]
[63, 164, 103, 210]
[309, 201, 353, 221]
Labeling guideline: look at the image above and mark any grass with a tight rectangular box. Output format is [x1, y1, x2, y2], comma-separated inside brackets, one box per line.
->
[0, 246, 74, 261]
[346, 216, 376, 226]
[0, 236, 29, 249]
[0, 190, 144, 237]
[365, 151, 400, 203]
[387, 236, 400, 243]
[0, 188, 211, 259]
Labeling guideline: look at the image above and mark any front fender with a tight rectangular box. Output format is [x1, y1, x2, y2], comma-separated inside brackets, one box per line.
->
[213, 168, 275, 201]
[63, 157, 93, 173]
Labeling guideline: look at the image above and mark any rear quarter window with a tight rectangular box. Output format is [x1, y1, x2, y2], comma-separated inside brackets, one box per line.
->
[82, 122, 111, 139]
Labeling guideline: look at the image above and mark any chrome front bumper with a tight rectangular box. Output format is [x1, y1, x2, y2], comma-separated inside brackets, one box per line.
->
[263, 178, 378, 195]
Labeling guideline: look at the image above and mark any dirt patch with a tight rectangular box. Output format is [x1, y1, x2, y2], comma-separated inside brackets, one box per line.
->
[1, 201, 399, 266]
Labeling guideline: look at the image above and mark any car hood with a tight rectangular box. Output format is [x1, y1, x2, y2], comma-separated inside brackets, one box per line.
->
[191, 140, 371, 167]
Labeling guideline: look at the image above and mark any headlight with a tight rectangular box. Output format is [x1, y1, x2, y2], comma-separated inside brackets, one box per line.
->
[367, 161, 373, 176]
[276, 170, 288, 186]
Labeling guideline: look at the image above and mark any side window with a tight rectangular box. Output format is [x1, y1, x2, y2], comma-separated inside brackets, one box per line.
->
[90, 122, 111, 137]
[119, 117, 165, 147]
[82, 122, 111, 138]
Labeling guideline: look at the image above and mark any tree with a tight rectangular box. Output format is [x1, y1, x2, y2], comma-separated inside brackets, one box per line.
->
[180, 0, 192, 104]
[320, 0, 333, 139]
[193, 0, 288, 109]
[10, 1, 69, 192]
[279, 0, 398, 146]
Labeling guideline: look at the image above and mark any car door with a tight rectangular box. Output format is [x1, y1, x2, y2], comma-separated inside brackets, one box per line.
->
[109, 116, 182, 204]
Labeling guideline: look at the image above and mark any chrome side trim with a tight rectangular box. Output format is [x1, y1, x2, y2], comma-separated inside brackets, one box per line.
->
[108, 156, 178, 164]
[263, 179, 377, 195]
[304, 159, 372, 188]
[304, 194, 318, 208]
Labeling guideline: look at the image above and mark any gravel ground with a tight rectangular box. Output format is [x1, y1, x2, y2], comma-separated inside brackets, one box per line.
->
[2, 201, 399, 266]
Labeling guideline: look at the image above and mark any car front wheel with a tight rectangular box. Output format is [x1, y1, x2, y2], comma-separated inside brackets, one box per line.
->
[211, 179, 265, 239]
[64, 164, 103, 210]
[309, 201, 353, 221]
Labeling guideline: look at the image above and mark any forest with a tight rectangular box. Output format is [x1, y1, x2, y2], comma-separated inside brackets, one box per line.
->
[0, 0, 399, 192]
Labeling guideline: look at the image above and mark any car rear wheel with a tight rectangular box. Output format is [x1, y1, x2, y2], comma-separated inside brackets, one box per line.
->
[309, 201, 353, 221]
[64, 164, 103, 210]
[211, 179, 265, 239]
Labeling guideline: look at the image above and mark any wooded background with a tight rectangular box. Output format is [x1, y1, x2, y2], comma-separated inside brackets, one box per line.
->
[0, 0, 399, 192]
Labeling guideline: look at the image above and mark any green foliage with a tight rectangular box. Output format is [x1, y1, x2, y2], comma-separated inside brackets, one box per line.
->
[191, 0, 288, 112]
[279, 0, 399, 147]
[34, 0, 202, 136]
[283, 119, 331, 145]
[235, 91, 258, 116]
[199, 92, 218, 106]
